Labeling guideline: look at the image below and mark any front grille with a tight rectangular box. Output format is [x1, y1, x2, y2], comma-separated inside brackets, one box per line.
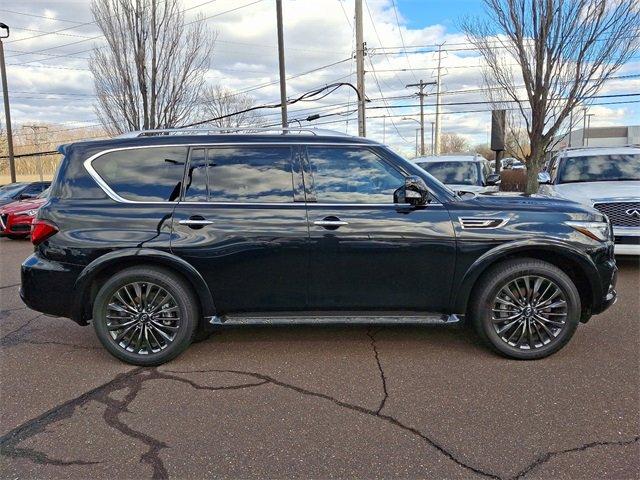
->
[593, 202, 640, 227]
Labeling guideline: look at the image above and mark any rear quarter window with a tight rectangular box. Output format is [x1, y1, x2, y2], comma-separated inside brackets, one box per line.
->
[92, 147, 187, 202]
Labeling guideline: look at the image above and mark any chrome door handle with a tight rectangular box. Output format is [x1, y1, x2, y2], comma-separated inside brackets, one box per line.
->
[313, 220, 349, 226]
[179, 219, 214, 226]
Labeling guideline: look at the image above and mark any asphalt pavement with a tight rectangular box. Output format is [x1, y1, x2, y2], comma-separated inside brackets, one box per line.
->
[1, 237, 638, 479]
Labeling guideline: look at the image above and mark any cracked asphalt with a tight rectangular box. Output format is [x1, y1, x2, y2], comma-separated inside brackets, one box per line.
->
[1, 238, 638, 479]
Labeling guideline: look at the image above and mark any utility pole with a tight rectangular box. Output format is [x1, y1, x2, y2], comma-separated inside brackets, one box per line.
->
[0, 23, 16, 183]
[26, 125, 47, 182]
[406, 80, 436, 155]
[275, 0, 288, 128]
[434, 43, 444, 155]
[414, 129, 419, 157]
[430, 121, 435, 155]
[355, 0, 366, 137]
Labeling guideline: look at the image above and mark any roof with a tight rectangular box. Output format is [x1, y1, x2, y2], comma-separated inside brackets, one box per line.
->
[558, 145, 640, 157]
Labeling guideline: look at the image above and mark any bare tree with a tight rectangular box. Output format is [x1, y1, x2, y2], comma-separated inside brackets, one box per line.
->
[198, 85, 262, 129]
[440, 133, 471, 153]
[463, 0, 640, 193]
[90, 0, 216, 135]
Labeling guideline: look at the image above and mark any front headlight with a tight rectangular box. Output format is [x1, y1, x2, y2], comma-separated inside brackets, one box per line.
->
[565, 221, 610, 242]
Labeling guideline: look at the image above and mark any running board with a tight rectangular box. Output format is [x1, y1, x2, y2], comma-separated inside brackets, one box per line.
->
[208, 312, 462, 326]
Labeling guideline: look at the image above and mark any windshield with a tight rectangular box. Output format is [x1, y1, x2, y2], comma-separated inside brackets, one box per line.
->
[557, 154, 640, 183]
[0, 183, 26, 200]
[417, 161, 480, 186]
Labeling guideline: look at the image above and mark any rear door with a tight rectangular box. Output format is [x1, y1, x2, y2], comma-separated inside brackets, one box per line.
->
[303, 145, 456, 311]
[171, 144, 309, 313]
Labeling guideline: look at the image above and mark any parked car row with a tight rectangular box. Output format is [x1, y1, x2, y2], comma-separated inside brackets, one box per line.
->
[0, 182, 50, 239]
[412, 154, 500, 193]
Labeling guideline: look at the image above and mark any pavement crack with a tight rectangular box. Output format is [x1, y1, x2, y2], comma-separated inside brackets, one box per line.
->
[0, 283, 21, 290]
[366, 328, 388, 415]
[167, 367, 502, 479]
[512, 435, 640, 479]
[0, 314, 43, 346]
[0, 367, 269, 477]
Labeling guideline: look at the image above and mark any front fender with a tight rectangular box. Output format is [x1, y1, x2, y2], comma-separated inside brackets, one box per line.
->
[71, 248, 216, 324]
[452, 239, 604, 314]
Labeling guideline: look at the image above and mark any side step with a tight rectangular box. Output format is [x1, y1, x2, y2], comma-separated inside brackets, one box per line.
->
[208, 312, 462, 326]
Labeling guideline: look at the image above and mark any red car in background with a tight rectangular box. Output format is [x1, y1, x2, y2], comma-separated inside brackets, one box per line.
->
[0, 192, 48, 240]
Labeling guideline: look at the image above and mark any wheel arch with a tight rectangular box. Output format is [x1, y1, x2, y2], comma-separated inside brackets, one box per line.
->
[454, 240, 600, 322]
[71, 248, 216, 325]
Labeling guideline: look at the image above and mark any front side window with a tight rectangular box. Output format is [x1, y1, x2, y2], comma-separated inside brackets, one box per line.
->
[307, 147, 404, 203]
[183, 146, 294, 203]
[92, 147, 187, 202]
[417, 161, 480, 186]
[557, 154, 640, 183]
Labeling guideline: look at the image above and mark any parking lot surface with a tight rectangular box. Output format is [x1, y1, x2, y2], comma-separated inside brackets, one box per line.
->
[0, 237, 638, 479]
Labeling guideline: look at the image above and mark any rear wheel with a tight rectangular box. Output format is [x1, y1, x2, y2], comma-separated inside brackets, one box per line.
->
[470, 259, 581, 360]
[92, 266, 198, 366]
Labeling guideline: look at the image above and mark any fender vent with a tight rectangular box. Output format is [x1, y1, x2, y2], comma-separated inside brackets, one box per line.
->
[459, 217, 508, 229]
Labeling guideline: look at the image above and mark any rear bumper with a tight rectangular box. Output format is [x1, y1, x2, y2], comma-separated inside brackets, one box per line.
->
[20, 253, 83, 322]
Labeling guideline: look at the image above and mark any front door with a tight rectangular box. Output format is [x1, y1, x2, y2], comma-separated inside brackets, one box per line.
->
[303, 145, 456, 311]
[171, 144, 309, 313]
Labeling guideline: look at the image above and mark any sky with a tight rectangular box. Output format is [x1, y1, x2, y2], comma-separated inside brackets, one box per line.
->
[1, 0, 639, 157]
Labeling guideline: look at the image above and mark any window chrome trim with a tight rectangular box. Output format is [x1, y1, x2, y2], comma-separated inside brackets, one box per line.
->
[84, 143, 385, 205]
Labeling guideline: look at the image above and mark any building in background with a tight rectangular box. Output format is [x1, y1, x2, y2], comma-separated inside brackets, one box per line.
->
[552, 125, 640, 151]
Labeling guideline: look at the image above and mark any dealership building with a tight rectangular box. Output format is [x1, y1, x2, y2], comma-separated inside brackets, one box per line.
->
[552, 125, 640, 151]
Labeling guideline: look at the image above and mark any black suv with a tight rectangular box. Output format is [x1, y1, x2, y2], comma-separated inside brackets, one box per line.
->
[20, 129, 617, 365]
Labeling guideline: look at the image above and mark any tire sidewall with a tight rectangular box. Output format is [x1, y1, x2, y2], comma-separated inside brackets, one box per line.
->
[476, 262, 581, 360]
[93, 267, 197, 366]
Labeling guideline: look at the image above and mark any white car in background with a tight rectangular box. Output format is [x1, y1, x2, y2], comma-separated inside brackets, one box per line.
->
[413, 154, 500, 194]
[539, 145, 640, 255]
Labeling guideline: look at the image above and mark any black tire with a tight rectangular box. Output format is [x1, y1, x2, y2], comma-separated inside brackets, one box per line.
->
[92, 266, 199, 366]
[470, 258, 581, 360]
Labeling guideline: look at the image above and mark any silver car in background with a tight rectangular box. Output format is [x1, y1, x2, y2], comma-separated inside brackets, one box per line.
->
[413, 154, 500, 194]
[539, 145, 640, 255]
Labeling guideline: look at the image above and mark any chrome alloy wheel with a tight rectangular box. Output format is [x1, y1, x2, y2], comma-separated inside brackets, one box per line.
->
[105, 282, 181, 355]
[491, 275, 568, 350]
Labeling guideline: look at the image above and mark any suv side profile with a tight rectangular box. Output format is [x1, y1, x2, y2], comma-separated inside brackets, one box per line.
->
[21, 129, 617, 365]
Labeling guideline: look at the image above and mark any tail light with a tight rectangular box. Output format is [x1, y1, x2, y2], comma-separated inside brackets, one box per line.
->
[31, 219, 58, 245]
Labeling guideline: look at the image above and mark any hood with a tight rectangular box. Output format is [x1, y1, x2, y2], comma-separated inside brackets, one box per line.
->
[448, 184, 488, 194]
[544, 181, 640, 205]
[0, 197, 47, 215]
[462, 191, 603, 218]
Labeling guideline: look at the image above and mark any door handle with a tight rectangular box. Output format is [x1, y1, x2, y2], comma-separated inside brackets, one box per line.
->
[179, 217, 213, 228]
[313, 216, 349, 229]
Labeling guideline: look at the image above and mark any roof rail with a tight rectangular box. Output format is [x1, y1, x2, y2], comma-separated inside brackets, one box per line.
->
[116, 127, 352, 138]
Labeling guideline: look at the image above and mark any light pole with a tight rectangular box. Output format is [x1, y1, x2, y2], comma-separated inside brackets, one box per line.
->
[585, 113, 595, 146]
[402, 117, 421, 158]
[0, 23, 16, 183]
[430, 121, 435, 155]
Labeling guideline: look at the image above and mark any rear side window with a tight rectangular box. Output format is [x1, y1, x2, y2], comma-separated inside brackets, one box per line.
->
[92, 147, 187, 202]
[183, 146, 294, 202]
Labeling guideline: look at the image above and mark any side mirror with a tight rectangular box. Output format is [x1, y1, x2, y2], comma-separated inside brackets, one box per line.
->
[537, 172, 551, 184]
[485, 173, 501, 186]
[394, 175, 429, 206]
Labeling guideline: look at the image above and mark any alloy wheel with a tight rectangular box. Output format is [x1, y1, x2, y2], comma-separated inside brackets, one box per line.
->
[491, 275, 568, 350]
[105, 281, 181, 355]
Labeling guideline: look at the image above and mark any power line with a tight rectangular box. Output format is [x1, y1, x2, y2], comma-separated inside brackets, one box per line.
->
[389, 0, 418, 83]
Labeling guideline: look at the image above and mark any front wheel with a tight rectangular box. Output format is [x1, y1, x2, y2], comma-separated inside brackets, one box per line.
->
[470, 259, 581, 360]
[92, 266, 199, 366]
